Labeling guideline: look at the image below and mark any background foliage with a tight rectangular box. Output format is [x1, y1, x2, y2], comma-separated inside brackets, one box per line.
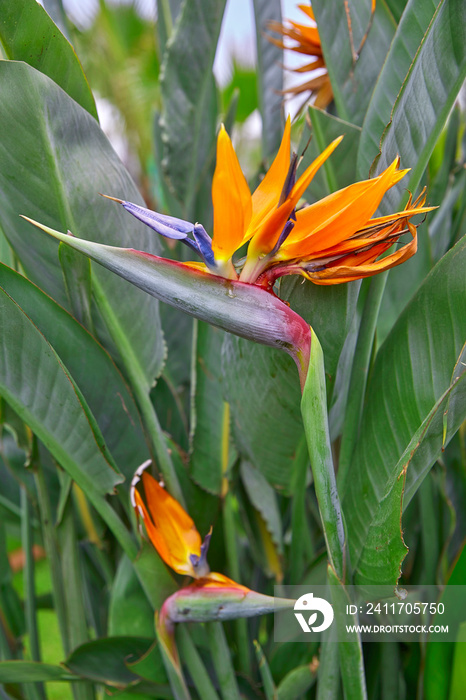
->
[0, 0, 465, 698]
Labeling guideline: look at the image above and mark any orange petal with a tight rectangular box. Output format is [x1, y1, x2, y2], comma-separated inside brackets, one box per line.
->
[136, 471, 202, 576]
[212, 125, 252, 262]
[133, 491, 173, 566]
[280, 158, 408, 259]
[247, 136, 343, 258]
[304, 236, 417, 285]
[288, 21, 321, 46]
[298, 4, 316, 21]
[247, 117, 291, 241]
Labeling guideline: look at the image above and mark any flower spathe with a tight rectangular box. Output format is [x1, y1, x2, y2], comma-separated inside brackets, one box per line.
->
[106, 118, 434, 291]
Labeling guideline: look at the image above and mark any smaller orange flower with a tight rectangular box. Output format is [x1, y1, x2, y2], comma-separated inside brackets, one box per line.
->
[131, 460, 211, 578]
[267, 4, 333, 109]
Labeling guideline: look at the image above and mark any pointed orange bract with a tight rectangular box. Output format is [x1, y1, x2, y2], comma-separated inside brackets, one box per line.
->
[212, 125, 252, 264]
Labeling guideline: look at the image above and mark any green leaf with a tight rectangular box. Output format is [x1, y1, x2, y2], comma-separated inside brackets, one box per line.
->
[109, 555, 156, 638]
[223, 338, 302, 492]
[190, 322, 227, 495]
[252, 0, 284, 158]
[0, 287, 122, 496]
[240, 462, 283, 554]
[0, 0, 97, 119]
[312, 0, 396, 124]
[133, 541, 177, 612]
[450, 622, 466, 700]
[277, 664, 316, 700]
[0, 61, 165, 387]
[301, 330, 346, 581]
[328, 566, 367, 700]
[254, 640, 277, 700]
[41, 0, 70, 38]
[425, 542, 466, 700]
[156, 0, 183, 53]
[221, 64, 258, 125]
[344, 237, 466, 582]
[357, 0, 440, 178]
[127, 640, 167, 685]
[58, 242, 94, 331]
[353, 462, 408, 587]
[368, 0, 466, 211]
[65, 637, 154, 686]
[0, 263, 148, 482]
[306, 108, 362, 196]
[159, 0, 227, 220]
[0, 661, 73, 683]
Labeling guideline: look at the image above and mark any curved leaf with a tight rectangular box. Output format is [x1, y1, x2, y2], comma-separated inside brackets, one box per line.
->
[65, 637, 154, 686]
[357, 0, 439, 177]
[312, 0, 396, 124]
[0, 288, 123, 496]
[0, 61, 165, 387]
[0, 0, 97, 119]
[252, 0, 284, 158]
[344, 236, 466, 581]
[369, 0, 466, 210]
[159, 0, 226, 219]
[0, 661, 72, 683]
[190, 322, 227, 495]
[0, 263, 148, 482]
[223, 338, 302, 492]
[240, 461, 283, 553]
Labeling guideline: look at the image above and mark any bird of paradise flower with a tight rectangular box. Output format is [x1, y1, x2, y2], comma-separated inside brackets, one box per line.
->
[101, 116, 432, 288]
[130, 460, 293, 667]
[23, 117, 433, 387]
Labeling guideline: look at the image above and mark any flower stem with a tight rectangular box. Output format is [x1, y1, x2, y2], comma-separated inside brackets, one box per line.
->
[290, 435, 314, 583]
[206, 622, 241, 700]
[300, 328, 347, 581]
[177, 626, 221, 700]
[223, 491, 251, 676]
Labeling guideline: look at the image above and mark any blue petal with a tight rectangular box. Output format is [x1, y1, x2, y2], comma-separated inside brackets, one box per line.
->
[120, 200, 194, 240]
[193, 224, 216, 267]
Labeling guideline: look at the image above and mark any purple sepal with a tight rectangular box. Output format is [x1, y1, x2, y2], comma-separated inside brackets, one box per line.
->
[121, 201, 194, 240]
[193, 224, 216, 267]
